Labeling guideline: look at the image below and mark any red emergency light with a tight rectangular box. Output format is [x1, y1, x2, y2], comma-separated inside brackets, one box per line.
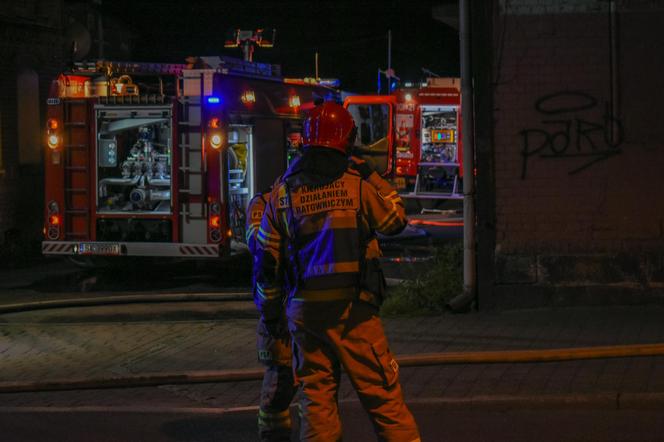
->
[46, 118, 61, 149]
[209, 215, 221, 228]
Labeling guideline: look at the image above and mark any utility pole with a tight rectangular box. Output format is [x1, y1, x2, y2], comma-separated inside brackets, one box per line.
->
[377, 30, 398, 94]
[451, 0, 477, 311]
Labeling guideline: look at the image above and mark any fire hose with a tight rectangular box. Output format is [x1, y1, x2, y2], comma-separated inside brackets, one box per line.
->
[0, 292, 251, 315]
[1, 294, 664, 394]
[1, 343, 664, 394]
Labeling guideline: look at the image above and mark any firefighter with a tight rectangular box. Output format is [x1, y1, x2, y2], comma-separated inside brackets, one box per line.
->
[254, 102, 420, 441]
[247, 189, 296, 442]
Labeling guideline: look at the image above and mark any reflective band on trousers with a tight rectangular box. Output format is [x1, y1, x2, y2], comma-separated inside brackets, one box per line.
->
[258, 408, 291, 429]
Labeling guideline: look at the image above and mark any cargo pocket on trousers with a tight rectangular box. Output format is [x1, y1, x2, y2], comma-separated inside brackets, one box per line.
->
[371, 337, 399, 389]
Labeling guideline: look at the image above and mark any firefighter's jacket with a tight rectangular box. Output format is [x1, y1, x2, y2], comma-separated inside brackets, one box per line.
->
[246, 192, 268, 255]
[255, 150, 406, 322]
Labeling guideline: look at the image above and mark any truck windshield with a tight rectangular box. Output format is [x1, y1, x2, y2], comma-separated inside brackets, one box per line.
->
[347, 103, 390, 175]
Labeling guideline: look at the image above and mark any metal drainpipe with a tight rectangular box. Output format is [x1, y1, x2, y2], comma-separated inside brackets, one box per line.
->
[448, 0, 477, 312]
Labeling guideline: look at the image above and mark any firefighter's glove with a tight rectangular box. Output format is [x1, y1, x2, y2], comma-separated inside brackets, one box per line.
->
[264, 318, 286, 337]
[350, 157, 373, 180]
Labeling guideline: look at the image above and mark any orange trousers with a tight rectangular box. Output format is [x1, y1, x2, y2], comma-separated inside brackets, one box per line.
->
[287, 299, 420, 442]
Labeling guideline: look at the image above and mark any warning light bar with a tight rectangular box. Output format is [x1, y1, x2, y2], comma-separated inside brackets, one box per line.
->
[207, 97, 221, 104]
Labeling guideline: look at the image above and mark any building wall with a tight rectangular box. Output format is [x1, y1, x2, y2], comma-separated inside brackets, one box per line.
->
[0, 1, 65, 260]
[489, 0, 664, 306]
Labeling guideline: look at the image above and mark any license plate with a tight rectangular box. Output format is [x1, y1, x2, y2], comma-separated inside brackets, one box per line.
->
[78, 243, 122, 256]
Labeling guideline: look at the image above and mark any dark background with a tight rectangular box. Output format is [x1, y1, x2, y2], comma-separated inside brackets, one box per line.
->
[93, 0, 459, 92]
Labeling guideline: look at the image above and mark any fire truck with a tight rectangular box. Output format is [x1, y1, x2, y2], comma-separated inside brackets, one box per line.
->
[344, 77, 462, 204]
[42, 56, 338, 260]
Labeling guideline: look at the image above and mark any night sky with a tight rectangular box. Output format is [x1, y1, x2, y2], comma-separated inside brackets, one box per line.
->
[98, 0, 459, 93]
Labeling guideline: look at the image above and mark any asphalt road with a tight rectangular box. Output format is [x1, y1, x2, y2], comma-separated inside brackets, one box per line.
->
[2, 403, 663, 441]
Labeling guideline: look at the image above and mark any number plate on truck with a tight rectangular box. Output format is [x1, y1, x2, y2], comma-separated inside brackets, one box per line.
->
[78, 243, 122, 256]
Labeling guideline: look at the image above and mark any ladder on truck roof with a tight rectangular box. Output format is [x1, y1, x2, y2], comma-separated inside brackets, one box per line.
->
[63, 99, 92, 240]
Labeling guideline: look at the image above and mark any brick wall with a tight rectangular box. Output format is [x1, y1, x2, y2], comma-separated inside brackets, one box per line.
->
[0, 2, 64, 257]
[487, 0, 664, 306]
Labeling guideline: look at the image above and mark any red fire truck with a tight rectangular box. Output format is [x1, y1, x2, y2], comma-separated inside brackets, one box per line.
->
[42, 56, 338, 260]
[344, 77, 462, 202]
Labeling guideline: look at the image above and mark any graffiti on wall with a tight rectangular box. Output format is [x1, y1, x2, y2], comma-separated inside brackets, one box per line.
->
[519, 91, 624, 179]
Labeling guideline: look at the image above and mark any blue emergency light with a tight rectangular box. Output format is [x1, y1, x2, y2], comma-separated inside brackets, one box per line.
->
[207, 97, 221, 104]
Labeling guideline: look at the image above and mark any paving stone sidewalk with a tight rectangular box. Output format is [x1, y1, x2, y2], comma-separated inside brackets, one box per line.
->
[1, 301, 664, 409]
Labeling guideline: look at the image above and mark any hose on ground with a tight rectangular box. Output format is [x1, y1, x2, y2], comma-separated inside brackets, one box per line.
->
[1, 342, 664, 394]
[0, 292, 252, 315]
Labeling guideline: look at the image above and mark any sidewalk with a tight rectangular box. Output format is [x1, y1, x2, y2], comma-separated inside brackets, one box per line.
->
[1, 296, 664, 411]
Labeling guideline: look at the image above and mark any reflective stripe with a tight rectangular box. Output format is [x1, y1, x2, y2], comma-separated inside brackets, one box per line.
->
[296, 212, 358, 236]
[255, 286, 268, 300]
[258, 230, 280, 249]
[258, 408, 291, 430]
[259, 409, 290, 418]
[256, 285, 280, 300]
[258, 226, 279, 240]
[256, 286, 280, 300]
[376, 208, 399, 231]
[305, 261, 359, 276]
[245, 224, 259, 243]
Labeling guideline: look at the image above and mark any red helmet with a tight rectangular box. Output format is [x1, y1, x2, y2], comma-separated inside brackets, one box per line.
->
[302, 101, 356, 153]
